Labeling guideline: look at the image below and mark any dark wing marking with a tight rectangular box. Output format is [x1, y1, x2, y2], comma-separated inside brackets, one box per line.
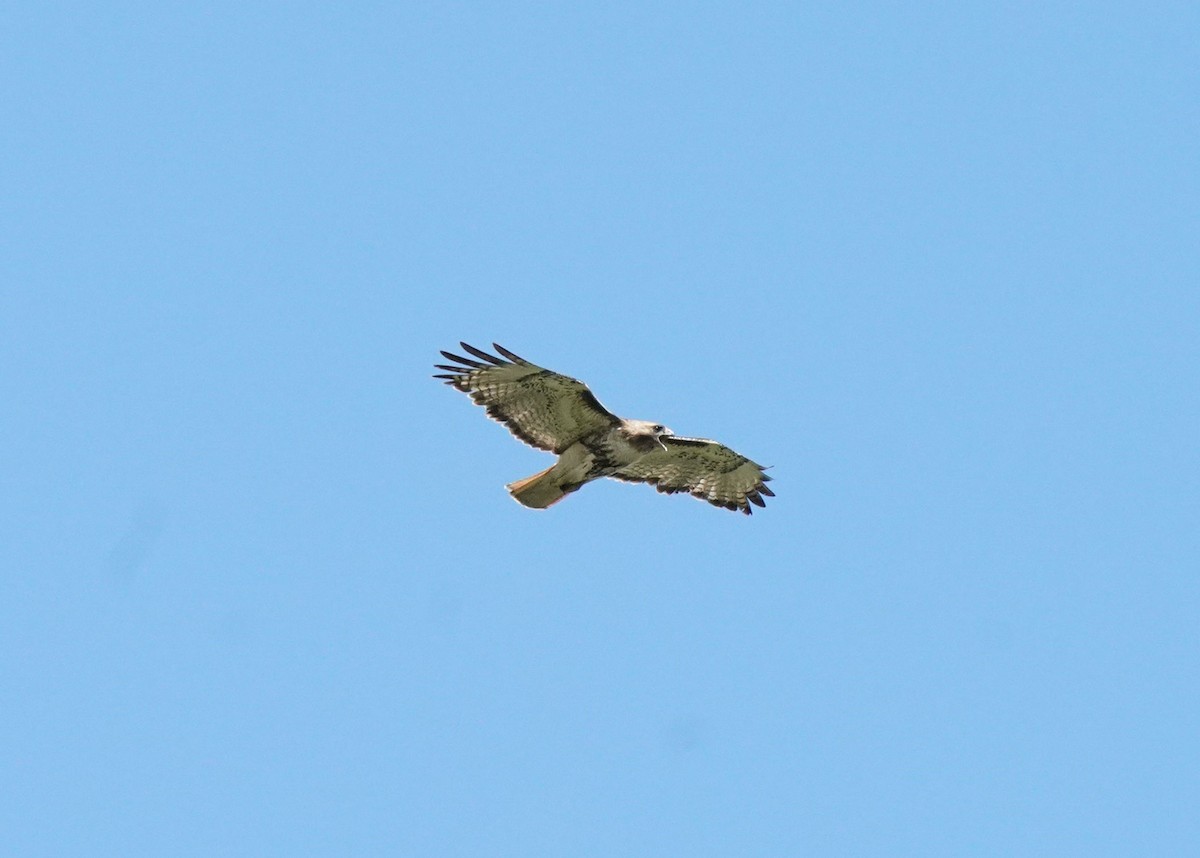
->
[434, 342, 620, 453]
[611, 436, 773, 515]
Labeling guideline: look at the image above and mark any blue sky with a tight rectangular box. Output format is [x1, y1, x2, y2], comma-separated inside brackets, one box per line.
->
[3, 2, 1198, 855]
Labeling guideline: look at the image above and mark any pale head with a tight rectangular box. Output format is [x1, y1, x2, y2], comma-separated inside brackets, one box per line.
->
[620, 419, 673, 452]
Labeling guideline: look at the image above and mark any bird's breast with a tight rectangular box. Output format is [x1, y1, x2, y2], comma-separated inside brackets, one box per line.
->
[582, 428, 653, 476]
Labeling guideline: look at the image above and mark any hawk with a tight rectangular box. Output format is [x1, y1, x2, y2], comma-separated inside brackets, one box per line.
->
[434, 343, 774, 515]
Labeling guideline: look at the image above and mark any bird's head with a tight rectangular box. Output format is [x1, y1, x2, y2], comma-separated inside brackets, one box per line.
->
[621, 419, 673, 451]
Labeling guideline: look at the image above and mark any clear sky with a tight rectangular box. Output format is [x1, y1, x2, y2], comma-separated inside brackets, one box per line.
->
[3, 3, 1198, 855]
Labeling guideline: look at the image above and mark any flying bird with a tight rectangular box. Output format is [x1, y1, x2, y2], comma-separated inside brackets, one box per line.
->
[434, 343, 774, 514]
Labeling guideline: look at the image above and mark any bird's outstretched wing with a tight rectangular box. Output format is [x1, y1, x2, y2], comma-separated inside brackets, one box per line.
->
[611, 436, 774, 515]
[434, 342, 620, 453]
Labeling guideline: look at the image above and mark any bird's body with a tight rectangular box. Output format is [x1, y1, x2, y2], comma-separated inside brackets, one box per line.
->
[506, 419, 672, 508]
[434, 343, 773, 515]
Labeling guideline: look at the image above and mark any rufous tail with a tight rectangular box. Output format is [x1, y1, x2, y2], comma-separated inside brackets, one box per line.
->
[506, 465, 568, 509]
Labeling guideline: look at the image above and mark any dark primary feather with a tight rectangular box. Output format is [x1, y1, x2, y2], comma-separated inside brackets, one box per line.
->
[440, 349, 485, 368]
[434, 343, 619, 453]
[459, 342, 507, 365]
[492, 343, 528, 363]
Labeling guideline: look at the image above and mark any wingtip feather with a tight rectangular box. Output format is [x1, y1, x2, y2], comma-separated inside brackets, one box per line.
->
[493, 343, 527, 364]
[440, 350, 485, 368]
[460, 342, 507, 365]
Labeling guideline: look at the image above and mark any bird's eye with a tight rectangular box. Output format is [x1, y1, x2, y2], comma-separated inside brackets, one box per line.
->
[652, 425, 664, 432]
